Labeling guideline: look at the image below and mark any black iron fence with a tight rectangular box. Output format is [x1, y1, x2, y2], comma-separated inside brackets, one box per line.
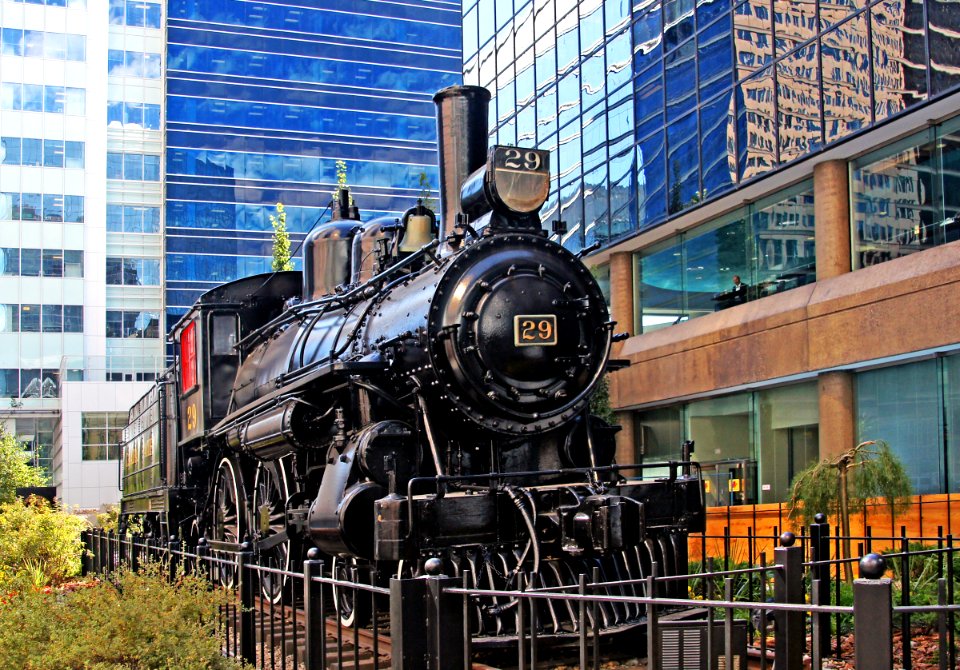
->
[83, 519, 960, 670]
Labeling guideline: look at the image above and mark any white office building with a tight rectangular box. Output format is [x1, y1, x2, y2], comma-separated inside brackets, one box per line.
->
[0, 0, 164, 510]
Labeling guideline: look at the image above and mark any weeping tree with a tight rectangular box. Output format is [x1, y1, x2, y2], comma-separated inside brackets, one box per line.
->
[788, 440, 912, 581]
[269, 202, 293, 272]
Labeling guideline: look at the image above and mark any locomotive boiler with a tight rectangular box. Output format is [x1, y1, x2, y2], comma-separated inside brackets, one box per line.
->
[119, 85, 704, 639]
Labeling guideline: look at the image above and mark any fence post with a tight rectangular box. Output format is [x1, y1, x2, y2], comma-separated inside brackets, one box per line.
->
[130, 533, 140, 573]
[302, 549, 325, 670]
[773, 531, 804, 670]
[236, 540, 256, 666]
[809, 513, 831, 656]
[854, 553, 893, 670]
[390, 557, 464, 670]
[195, 537, 208, 579]
[168, 535, 181, 582]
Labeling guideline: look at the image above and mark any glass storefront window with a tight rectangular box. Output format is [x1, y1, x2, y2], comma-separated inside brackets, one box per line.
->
[634, 181, 815, 332]
[851, 120, 960, 269]
[633, 381, 818, 505]
[857, 359, 944, 495]
[756, 384, 818, 504]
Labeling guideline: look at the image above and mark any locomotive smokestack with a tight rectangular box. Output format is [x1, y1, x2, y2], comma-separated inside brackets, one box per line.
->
[433, 85, 490, 243]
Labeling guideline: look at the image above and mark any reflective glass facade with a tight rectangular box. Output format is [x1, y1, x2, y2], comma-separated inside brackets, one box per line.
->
[465, 0, 960, 252]
[634, 181, 814, 331]
[165, 0, 462, 323]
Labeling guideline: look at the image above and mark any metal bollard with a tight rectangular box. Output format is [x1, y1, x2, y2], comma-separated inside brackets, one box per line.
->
[854, 553, 893, 670]
[302, 549, 325, 670]
[236, 540, 256, 666]
[809, 513, 831, 656]
[774, 532, 804, 670]
[390, 557, 464, 670]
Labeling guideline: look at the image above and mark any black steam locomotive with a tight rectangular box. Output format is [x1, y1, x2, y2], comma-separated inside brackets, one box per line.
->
[119, 86, 704, 639]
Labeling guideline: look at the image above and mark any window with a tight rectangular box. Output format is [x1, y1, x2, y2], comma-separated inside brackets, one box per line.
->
[20, 305, 39, 332]
[108, 49, 161, 77]
[107, 152, 159, 180]
[64, 250, 83, 277]
[42, 250, 63, 277]
[852, 119, 960, 269]
[0, 138, 83, 168]
[111, 1, 162, 28]
[0, 305, 18, 332]
[41, 304, 62, 332]
[106, 310, 160, 338]
[63, 305, 83, 332]
[0, 30, 83, 61]
[632, 381, 819, 505]
[81, 413, 126, 460]
[106, 257, 160, 285]
[0, 249, 19, 275]
[634, 181, 815, 332]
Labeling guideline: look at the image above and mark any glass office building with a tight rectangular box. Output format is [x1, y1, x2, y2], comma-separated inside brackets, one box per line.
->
[164, 0, 462, 326]
[0, 0, 165, 508]
[465, 0, 960, 501]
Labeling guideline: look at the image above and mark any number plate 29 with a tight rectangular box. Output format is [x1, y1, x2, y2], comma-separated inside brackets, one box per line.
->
[514, 315, 557, 346]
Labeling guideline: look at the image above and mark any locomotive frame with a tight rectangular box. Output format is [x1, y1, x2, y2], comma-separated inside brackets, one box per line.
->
[119, 85, 705, 640]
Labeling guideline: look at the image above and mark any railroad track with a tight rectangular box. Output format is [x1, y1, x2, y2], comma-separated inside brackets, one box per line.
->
[249, 596, 391, 670]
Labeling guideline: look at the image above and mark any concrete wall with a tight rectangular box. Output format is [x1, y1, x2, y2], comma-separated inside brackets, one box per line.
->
[56, 379, 150, 510]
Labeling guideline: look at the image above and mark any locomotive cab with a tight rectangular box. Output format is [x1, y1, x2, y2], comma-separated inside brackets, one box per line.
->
[170, 271, 302, 444]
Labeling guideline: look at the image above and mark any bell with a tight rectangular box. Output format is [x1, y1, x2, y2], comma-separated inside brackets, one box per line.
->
[399, 214, 433, 252]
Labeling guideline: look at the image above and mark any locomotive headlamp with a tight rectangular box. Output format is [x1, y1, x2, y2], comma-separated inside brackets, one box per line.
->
[460, 146, 550, 223]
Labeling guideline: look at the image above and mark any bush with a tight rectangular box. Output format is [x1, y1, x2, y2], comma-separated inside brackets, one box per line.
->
[0, 564, 249, 670]
[0, 497, 87, 587]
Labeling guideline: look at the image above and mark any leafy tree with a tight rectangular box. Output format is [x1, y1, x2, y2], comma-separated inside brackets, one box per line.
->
[789, 440, 912, 580]
[589, 375, 616, 425]
[269, 202, 293, 272]
[0, 427, 47, 504]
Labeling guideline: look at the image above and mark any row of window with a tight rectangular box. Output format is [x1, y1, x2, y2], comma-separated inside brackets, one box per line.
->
[0, 370, 61, 400]
[106, 257, 160, 286]
[107, 101, 161, 130]
[0, 28, 85, 60]
[106, 152, 160, 181]
[106, 310, 160, 339]
[14, 0, 85, 7]
[635, 181, 816, 332]
[0, 138, 85, 169]
[634, 354, 960, 502]
[1, 84, 85, 115]
[0, 193, 84, 223]
[109, 0, 162, 28]
[0, 248, 83, 278]
[107, 49, 162, 79]
[0, 304, 83, 333]
[106, 205, 160, 233]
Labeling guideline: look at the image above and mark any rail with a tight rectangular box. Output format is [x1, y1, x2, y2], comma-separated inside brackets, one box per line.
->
[83, 518, 960, 670]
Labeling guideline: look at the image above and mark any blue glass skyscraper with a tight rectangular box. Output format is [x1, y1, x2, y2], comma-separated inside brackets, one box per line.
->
[164, 0, 462, 326]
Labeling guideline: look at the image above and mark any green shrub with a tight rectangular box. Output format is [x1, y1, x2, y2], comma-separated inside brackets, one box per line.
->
[0, 497, 87, 587]
[0, 564, 248, 670]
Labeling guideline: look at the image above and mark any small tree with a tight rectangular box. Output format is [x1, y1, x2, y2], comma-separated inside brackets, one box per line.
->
[0, 427, 47, 504]
[335, 159, 351, 202]
[789, 440, 912, 580]
[269, 202, 293, 272]
[417, 171, 436, 211]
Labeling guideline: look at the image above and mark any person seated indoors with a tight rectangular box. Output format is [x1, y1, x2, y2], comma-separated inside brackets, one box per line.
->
[730, 275, 749, 304]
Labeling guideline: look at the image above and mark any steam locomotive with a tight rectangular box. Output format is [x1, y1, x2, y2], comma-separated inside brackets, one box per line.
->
[119, 85, 704, 639]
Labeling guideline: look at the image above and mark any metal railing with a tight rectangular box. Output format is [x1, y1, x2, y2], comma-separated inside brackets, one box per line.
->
[83, 519, 960, 670]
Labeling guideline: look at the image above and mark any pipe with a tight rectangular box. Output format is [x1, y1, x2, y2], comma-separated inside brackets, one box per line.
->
[433, 85, 491, 243]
